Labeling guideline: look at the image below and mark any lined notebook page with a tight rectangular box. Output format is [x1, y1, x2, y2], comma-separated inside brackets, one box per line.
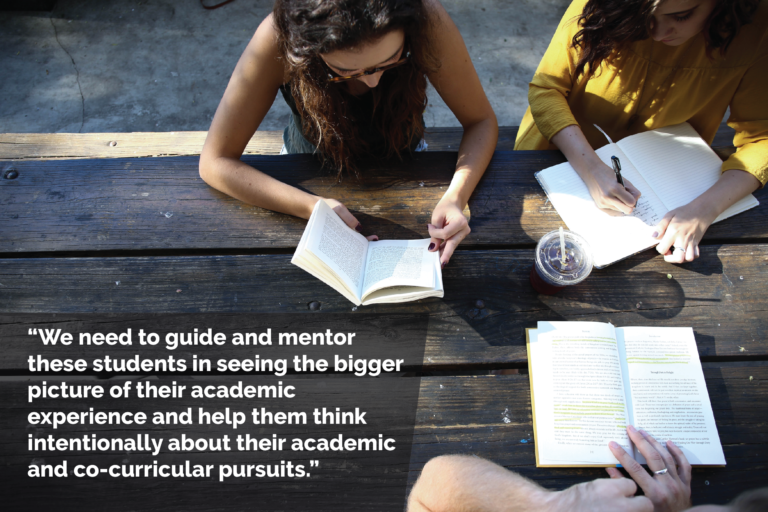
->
[617, 123, 758, 219]
[537, 147, 660, 268]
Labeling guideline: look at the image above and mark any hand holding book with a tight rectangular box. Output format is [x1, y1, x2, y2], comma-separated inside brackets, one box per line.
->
[317, 197, 379, 242]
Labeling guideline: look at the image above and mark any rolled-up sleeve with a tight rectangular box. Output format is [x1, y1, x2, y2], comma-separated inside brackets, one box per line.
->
[528, 0, 584, 140]
[724, 48, 768, 186]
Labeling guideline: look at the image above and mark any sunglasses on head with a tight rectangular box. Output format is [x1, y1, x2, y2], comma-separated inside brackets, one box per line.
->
[326, 51, 411, 83]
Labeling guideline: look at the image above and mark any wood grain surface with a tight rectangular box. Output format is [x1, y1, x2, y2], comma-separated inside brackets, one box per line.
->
[410, 366, 768, 506]
[0, 127, 520, 160]
[1, 244, 765, 368]
[0, 124, 734, 160]
[2, 150, 765, 253]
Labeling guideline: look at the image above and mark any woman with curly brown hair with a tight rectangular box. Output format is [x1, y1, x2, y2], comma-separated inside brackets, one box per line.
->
[515, 0, 767, 264]
[199, 0, 498, 267]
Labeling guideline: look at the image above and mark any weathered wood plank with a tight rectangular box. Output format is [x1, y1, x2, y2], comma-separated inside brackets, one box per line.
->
[0, 131, 284, 160]
[0, 123, 733, 160]
[0, 127, 518, 160]
[2, 150, 765, 253]
[1, 244, 766, 368]
[410, 364, 768, 506]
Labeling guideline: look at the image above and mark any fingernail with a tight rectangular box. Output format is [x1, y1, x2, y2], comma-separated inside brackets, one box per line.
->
[428, 243, 435, 251]
[667, 440, 675, 447]
[639, 429, 649, 437]
[628, 425, 636, 432]
[652, 231, 658, 238]
[355, 224, 362, 232]
[609, 441, 619, 449]
[441, 261, 447, 269]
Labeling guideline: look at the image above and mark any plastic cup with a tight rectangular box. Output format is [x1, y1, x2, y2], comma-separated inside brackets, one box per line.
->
[530, 229, 593, 295]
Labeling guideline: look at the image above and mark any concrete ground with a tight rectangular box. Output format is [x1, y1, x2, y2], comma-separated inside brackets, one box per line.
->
[0, 0, 570, 133]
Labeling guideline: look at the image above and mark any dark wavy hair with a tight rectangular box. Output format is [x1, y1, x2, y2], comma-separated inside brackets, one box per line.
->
[273, 0, 438, 176]
[571, 0, 760, 78]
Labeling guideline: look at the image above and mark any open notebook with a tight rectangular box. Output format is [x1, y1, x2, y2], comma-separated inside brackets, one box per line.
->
[536, 123, 759, 268]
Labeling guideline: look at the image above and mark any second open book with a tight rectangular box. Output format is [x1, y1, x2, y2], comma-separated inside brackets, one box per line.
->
[536, 123, 759, 268]
[527, 322, 726, 468]
[291, 199, 443, 306]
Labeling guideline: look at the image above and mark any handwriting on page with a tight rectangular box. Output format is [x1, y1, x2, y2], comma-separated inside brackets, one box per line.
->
[629, 196, 661, 227]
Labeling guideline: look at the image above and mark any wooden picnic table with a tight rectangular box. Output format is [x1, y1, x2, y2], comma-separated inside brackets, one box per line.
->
[1, 125, 766, 508]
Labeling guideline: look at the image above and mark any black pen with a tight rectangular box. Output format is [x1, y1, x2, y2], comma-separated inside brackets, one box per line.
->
[611, 156, 625, 188]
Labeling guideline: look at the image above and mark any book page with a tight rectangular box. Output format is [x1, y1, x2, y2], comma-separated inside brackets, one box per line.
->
[305, 199, 370, 300]
[618, 327, 726, 465]
[362, 250, 442, 305]
[361, 239, 435, 298]
[529, 322, 632, 465]
[537, 146, 663, 267]
[618, 123, 756, 218]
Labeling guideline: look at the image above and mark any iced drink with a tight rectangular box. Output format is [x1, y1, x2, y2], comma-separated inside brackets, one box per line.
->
[530, 229, 593, 295]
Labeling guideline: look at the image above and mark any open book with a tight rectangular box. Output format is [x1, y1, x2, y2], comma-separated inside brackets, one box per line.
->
[291, 199, 443, 306]
[536, 123, 759, 268]
[527, 321, 726, 467]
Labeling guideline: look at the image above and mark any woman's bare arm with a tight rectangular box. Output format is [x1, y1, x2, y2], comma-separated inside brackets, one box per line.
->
[551, 125, 641, 215]
[199, 15, 324, 221]
[423, 0, 498, 265]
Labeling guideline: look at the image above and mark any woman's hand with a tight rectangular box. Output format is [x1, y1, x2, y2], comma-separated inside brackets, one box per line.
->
[653, 201, 717, 263]
[427, 196, 470, 268]
[550, 126, 641, 215]
[607, 425, 692, 512]
[321, 198, 378, 241]
[584, 161, 643, 215]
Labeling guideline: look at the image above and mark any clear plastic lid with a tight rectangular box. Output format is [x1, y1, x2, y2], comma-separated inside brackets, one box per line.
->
[535, 230, 594, 285]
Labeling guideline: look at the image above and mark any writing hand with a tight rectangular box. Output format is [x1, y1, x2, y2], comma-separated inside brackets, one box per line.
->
[607, 425, 692, 512]
[586, 161, 642, 215]
[653, 202, 715, 263]
[320, 198, 378, 241]
[427, 197, 470, 268]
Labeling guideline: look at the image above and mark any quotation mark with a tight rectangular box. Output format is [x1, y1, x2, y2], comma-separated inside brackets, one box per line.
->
[29, 328, 38, 335]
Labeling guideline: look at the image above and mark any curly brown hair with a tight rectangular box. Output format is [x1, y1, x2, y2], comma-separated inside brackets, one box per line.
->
[273, 0, 439, 177]
[571, 0, 760, 78]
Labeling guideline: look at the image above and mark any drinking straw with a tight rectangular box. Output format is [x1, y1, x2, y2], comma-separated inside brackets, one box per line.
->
[559, 226, 566, 266]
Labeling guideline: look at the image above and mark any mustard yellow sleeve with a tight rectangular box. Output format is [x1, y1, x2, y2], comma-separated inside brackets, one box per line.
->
[723, 47, 768, 186]
[528, 0, 586, 141]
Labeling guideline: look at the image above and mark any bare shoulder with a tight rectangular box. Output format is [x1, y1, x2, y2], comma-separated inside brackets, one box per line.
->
[423, 0, 453, 32]
[238, 12, 288, 86]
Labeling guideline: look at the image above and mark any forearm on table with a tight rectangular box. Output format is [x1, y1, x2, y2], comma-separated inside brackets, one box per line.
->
[550, 125, 601, 180]
[691, 169, 761, 219]
[199, 156, 319, 219]
[407, 455, 551, 512]
[444, 118, 498, 207]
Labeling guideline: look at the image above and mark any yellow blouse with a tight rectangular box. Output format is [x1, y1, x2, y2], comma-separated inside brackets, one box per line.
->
[514, 0, 768, 185]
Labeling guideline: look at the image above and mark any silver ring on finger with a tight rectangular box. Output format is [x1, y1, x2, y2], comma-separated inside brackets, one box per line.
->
[654, 468, 669, 476]
[674, 246, 686, 253]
